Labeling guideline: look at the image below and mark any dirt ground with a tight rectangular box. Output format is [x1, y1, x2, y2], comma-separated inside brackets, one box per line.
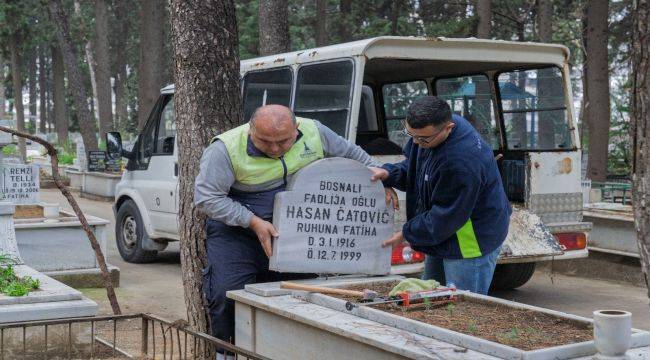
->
[39, 188, 650, 330]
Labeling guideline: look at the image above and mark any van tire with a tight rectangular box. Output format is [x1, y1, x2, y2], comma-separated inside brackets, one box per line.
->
[490, 262, 536, 291]
[116, 200, 158, 263]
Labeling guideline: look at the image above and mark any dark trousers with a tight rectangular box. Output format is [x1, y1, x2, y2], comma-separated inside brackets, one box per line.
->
[203, 219, 313, 343]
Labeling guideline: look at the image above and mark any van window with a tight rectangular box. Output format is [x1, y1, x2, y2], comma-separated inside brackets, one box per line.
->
[294, 60, 353, 136]
[242, 68, 292, 121]
[435, 75, 499, 149]
[382, 80, 428, 149]
[155, 99, 176, 155]
[497, 67, 572, 150]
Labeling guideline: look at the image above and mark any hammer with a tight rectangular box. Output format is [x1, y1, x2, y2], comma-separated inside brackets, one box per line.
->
[280, 281, 378, 300]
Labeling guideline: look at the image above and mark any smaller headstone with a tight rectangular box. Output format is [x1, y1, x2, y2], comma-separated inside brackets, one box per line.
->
[87, 151, 107, 172]
[74, 138, 87, 171]
[0, 120, 13, 145]
[270, 158, 393, 275]
[0, 163, 40, 204]
[0, 202, 22, 264]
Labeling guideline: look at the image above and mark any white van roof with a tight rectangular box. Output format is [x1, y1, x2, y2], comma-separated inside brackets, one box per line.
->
[161, 36, 570, 94]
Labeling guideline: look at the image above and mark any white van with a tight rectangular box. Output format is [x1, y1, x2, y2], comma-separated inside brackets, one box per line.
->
[107, 36, 590, 290]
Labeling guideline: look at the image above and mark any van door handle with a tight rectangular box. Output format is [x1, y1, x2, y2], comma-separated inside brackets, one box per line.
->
[174, 163, 178, 176]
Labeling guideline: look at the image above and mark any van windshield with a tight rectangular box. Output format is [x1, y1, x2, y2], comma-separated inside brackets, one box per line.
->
[497, 67, 573, 150]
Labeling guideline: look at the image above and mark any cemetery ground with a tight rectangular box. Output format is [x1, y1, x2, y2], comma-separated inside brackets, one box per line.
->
[38, 188, 650, 331]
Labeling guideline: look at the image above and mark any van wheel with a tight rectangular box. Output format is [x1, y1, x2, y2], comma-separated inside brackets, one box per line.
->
[116, 200, 157, 263]
[490, 262, 536, 291]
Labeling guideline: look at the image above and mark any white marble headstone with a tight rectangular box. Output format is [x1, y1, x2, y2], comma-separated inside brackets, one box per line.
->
[0, 202, 22, 264]
[0, 163, 40, 204]
[75, 138, 87, 170]
[270, 157, 393, 275]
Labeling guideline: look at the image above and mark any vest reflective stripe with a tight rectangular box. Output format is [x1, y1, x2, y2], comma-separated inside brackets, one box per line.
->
[456, 219, 483, 258]
[215, 118, 324, 186]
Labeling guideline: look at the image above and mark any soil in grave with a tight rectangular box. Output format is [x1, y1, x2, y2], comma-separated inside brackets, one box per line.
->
[337, 281, 593, 351]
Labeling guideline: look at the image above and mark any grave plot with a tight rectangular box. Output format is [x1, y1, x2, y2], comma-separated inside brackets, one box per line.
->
[300, 279, 650, 360]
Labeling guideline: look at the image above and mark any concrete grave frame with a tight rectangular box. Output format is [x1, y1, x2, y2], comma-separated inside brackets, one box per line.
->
[0, 202, 98, 324]
[65, 168, 121, 201]
[231, 277, 650, 359]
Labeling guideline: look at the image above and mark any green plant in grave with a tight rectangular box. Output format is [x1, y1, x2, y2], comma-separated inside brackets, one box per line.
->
[446, 303, 456, 317]
[0, 254, 40, 297]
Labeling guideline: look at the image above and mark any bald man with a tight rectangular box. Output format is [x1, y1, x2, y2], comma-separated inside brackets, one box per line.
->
[194, 105, 379, 345]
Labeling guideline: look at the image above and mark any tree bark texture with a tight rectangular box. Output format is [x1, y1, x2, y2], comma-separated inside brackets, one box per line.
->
[28, 48, 37, 131]
[94, 0, 113, 139]
[259, 0, 291, 55]
[46, 0, 98, 151]
[475, 0, 492, 39]
[536, 0, 556, 149]
[112, 0, 131, 133]
[584, 0, 610, 182]
[390, 0, 401, 36]
[74, 0, 98, 121]
[38, 46, 47, 133]
[8, 32, 27, 162]
[138, 0, 166, 131]
[630, 0, 650, 297]
[51, 46, 68, 144]
[315, 0, 328, 46]
[170, 0, 243, 340]
[338, 0, 352, 42]
[0, 55, 6, 119]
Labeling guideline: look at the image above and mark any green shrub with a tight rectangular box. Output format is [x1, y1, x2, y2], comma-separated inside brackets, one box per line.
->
[0, 254, 40, 297]
[2, 144, 17, 155]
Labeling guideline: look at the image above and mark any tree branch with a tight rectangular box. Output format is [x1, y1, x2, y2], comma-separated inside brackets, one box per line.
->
[0, 126, 121, 315]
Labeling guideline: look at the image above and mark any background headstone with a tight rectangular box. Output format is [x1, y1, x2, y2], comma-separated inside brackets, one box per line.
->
[270, 157, 393, 275]
[88, 151, 107, 172]
[0, 163, 40, 204]
[74, 138, 87, 171]
[0, 120, 14, 145]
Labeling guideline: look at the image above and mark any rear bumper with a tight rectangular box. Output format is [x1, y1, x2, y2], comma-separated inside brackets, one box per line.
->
[390, 262, 425, 275]
[497, 248, 589, 264]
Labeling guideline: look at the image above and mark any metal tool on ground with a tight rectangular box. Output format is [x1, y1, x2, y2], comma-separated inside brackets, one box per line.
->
[280, 281, 379, 300]
[345, 286, 457, 311]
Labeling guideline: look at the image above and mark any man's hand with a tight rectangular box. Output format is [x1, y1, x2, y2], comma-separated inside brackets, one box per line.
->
[369, 166, 389, 182]
[382, 231, 404, 248]
[249, 216, 278, 257]
[384, 187, 399, 210]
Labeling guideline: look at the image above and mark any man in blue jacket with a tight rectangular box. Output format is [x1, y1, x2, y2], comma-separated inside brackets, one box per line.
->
[371, 96, 511, 294]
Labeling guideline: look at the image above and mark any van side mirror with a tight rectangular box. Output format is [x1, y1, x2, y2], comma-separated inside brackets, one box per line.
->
[106, 132, 123, 160]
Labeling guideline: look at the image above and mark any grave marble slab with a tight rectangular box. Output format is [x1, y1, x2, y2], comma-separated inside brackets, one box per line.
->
[0, 163, 40, 204]
[270, 157, 393, 275]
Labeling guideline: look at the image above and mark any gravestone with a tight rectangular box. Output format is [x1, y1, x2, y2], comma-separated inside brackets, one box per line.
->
[0, 163, 40, 204]
[270, 157, 393, 275]
[0, 120, 13, 145]
[87, 150, 107, 172]
[74, 138, 87, 171]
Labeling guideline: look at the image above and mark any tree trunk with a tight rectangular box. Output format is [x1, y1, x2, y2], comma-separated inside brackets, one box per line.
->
[51, 46, 68, 144]
[46, 0, 98, 151]
[390, 0, 401, 36]
[94, 0, 113, 140]
[0, 55, 6, 119]
[138, 0, 166, 131]
[536, 0, 555, 149]
[8, 32, 26, 162]
[630, 0, 650, 297]
[38, 46, 47, 134]
[315, 0, 328, 46]
[112, 0, 130, 133]
[338, 0, 352, 42]
[475, 0, 491, 39]
[584, 0, 610, 182]
[170, 0, 243, 340]
[259, 0, 290, 55]
[74, 0, 98, 121]
[28, 48, 37, 133]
